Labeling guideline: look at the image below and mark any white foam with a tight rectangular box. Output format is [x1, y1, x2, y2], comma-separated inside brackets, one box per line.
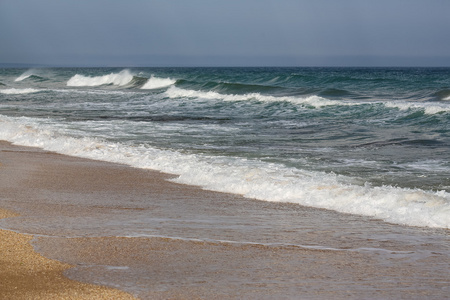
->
[385, 101, 450, 114]
[164, 86, 337, 108]
[0, 88, 41, 95]
[141, 76, 176, 90]
[402, 160, 450, 173]
[53, 88, 134, 96]
[1, 115, 449, 229]
[164, 87, 450, 115]
[67, 70, 134, 87]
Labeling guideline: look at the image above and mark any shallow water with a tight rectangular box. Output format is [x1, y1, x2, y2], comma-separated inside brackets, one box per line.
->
[0, 142, 448, 299]
[1, 67, 449, 229]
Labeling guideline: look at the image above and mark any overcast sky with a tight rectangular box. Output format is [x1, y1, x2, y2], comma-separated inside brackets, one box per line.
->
[1, 0, 449, 67]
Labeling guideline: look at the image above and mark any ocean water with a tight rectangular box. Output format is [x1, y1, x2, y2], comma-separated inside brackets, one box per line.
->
[1, 67, 449, 229]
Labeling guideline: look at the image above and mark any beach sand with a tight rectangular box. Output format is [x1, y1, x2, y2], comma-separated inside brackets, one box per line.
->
[0, 140, 449, 299]
[0, 209, 135, 299]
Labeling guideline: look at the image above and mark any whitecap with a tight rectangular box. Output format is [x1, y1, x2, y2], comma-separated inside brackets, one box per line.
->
[141, 76, 176, 90]
[67, 70, 134, 87]
[385, 101, 450, 114]
[1, 115, 449, 229]
[165, 86, 337, 108]
[0, 88, 42, 94]
[164, 87, 450, 114]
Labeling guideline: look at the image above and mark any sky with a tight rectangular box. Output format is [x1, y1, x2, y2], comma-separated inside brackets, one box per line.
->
[1, 0, 450, 67]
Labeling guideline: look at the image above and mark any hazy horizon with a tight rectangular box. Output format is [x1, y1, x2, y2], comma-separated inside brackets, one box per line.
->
[1, 0, 450, 67]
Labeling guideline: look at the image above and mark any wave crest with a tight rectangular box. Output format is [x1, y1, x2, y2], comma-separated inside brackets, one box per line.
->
[141, 76, 176, 90]
[385, 101, 450, 114]
[0, 88, 42, 95]
[433, 89, 450, 101]
[164, 87, 450, 114]
[67, 70, 134, 87]
[164, 86, 336, 108]
[15, 70, 38, 82]
[14, 69, 49, 82]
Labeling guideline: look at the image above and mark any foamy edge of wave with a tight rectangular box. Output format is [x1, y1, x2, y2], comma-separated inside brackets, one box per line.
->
[0, 88, 42, 95]
[165, 87, 450, 114]
[141, 76, 176, 90]
[1, 115, 449, 229]
[67, 69, 134, 87]
[385, 101, 450, 114]
[165, 86, 337, 108]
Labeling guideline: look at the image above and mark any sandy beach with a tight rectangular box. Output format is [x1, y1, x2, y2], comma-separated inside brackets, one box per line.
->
[2, 0, 450, 298]
[0, 208, 135, 299]
[1, 140, 449, 299]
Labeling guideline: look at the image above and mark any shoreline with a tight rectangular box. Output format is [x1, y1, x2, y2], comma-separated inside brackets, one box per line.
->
[1, 140, 449, 299]
[0, 208, 136, 299]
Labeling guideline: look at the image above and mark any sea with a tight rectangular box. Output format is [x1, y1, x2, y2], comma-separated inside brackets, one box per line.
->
[0, 67, 449, 230]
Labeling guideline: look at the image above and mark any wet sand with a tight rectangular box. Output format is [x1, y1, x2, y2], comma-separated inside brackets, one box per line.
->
[0, 209, 135, 299]
[0, 140, 449, 299]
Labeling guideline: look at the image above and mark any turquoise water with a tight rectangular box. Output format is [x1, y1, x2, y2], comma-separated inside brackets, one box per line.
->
[1, 67, 449, 228]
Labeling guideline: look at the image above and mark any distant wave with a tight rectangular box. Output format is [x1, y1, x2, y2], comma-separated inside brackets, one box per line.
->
[66, 70, 176, 90]
[164, 86, 337, 108]
[165, 86, 450, 115]
[175, 79, 283, 94]
[15, 70, 36, 82]
[288, 72, 400, 86]
[141, 76, 176, 90]
[211, 82, 281, 94]
[354, 138, 445, 149]
[318, 88, 354, 97]
[67, 69, 134, 87]
[434, 89, 450, 101]
[0, 88, 42, 95]
[15, 70, 47, 82]
[385, 101, 450, 114]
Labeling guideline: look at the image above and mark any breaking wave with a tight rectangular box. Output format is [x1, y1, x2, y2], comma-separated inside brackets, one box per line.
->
[15, 70, 37, 82]
[67, 69, 134, 87]
[0, 114, 449, 229]
[164, 86, 337, 108]
[434, 89, 450, 101]
[66, 71, 176, 90]
[0, 88, 42, 95]
[164, 86, 450, 114]
[385, 101, 450, 114]
[141, 76, 176, 90]
[15, 70, 48, 82]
